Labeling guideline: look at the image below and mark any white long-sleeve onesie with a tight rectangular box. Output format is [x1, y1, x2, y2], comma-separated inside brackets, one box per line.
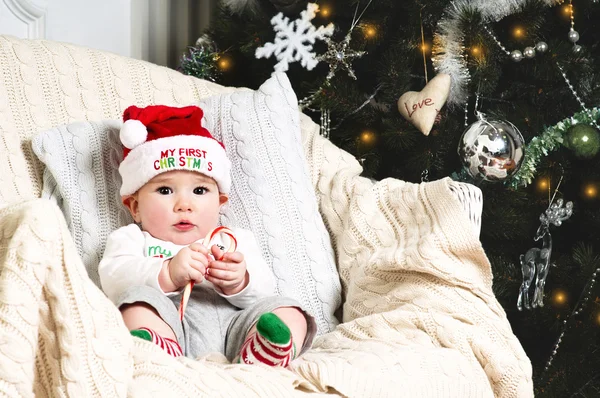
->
[98, 224, 276, 309]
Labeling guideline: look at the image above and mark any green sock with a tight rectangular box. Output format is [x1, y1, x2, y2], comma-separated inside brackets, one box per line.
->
[238, 312, 295, 366]
[130, 328, 152, 341]
[256, 312, 291, 344]
[130, 327, 183, 357]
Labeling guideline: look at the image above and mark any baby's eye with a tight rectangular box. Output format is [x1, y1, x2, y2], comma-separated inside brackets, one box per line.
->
[193, 186, 208, 195]
[157, 186, 172, 195]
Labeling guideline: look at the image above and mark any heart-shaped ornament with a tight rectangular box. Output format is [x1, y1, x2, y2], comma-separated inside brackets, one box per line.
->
[397, 73, 451, 136]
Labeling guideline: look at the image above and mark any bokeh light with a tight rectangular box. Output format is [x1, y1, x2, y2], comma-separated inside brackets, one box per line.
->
[363, 24, 378, 39]
[537, 177, 550, 192]
[552, 289, 568, 306]
[218, 57, 232, 71]
[360, 130, 376, 144]
[513, 27, 525, 39]
[583, 183, 598, 199]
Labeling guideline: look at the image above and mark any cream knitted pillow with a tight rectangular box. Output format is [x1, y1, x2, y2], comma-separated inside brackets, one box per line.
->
[32, 73, 341, 335]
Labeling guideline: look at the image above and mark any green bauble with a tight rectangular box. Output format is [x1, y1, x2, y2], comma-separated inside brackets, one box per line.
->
[565, 124, 600, 159]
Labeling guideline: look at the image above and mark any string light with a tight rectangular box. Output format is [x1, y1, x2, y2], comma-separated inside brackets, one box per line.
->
[420, 43, 430, 53]
[360, 130, 376, 144]
[537, 177, 550, 192]
[562, 4, 571, 16]
[419, 9, 428, 82]
[513, 27, 525, 39]
[218, 57, 232, 71]
[470, 46, 482, 56]
[553, 289, 568, 305]
[362, 24, 378, 39]
[583, 183, 598, 199]
[320, 6, 331, 17]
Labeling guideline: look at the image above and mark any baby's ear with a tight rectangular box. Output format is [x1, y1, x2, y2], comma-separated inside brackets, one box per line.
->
[219, 193, 229, 206]
[122, 195, 141, 222]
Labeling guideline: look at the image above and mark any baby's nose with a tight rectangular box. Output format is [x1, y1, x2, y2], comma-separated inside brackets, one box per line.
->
[175, 196, 192, 212]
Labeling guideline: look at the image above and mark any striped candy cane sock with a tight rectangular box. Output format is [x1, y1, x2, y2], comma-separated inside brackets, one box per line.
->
[239, 312, 296, 367]
[131, 327, 183, 357]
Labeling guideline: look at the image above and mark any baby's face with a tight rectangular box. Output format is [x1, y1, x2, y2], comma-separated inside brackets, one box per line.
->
[124, 170, 228, 245]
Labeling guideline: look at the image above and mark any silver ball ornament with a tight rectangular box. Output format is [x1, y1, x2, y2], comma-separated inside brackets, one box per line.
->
[458, 113, 525, 182]
[510, 50, 523, 62]
[535, 41, 548, 53]
[568, 29, 580, 43]
[523, 47, 536, 59]
[573, 44, 583, 54]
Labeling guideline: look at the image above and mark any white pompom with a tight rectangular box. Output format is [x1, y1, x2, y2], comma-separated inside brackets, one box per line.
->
[120, 119, 147, 149]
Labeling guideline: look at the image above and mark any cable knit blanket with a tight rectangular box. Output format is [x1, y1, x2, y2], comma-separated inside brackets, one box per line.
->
[0, 35, 532, 397]
[0, 114, 533, 397]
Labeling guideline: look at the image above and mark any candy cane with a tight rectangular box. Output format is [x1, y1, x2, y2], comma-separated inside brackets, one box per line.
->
[178, 226, 237, 321]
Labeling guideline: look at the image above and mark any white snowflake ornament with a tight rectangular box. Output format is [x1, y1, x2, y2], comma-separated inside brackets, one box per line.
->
[255, 3, 334, 73]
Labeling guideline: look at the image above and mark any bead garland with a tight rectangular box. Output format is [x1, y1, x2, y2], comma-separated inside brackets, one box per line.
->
[483, 25, 548, 62]
[320, 108, 331, 139]
[566, 0, 583, 54]
[543, 266, 600, 372]
[299, 89, 323, 112]
[484, 0, 583, 62]
[463, 91, 482, 127]
[463, 95, 470, 127]
[557, 64, 600, 130]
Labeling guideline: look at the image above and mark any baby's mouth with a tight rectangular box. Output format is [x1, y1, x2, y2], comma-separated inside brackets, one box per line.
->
[174, 221, 195, 231]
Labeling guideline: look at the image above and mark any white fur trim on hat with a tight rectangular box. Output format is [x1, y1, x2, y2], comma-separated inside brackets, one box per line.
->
[120, 119, 148, 149]
[119, 135, 231, 195]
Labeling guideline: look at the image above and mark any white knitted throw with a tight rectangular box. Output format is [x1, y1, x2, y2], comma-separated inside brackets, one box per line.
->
[0, 36, 533, 397]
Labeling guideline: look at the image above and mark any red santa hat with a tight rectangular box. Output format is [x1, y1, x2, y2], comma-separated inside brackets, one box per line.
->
[118, 105, 231, 196]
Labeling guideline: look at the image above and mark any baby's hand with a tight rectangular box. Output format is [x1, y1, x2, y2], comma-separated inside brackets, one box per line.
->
[205, 245, 249, 296]
[160, 243, 209, 291]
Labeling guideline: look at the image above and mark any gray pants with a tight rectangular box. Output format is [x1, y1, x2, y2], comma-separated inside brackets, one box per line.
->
[116, 284, 317, 361]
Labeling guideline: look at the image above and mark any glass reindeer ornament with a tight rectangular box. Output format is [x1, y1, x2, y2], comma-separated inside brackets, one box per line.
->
[517, 198, 573, 310]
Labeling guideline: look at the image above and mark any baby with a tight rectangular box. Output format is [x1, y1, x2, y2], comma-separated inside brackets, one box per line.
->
[99, 105, 315, 366]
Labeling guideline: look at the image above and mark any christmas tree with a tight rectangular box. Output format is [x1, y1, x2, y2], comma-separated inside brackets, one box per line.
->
[181, 0, 600, 395]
